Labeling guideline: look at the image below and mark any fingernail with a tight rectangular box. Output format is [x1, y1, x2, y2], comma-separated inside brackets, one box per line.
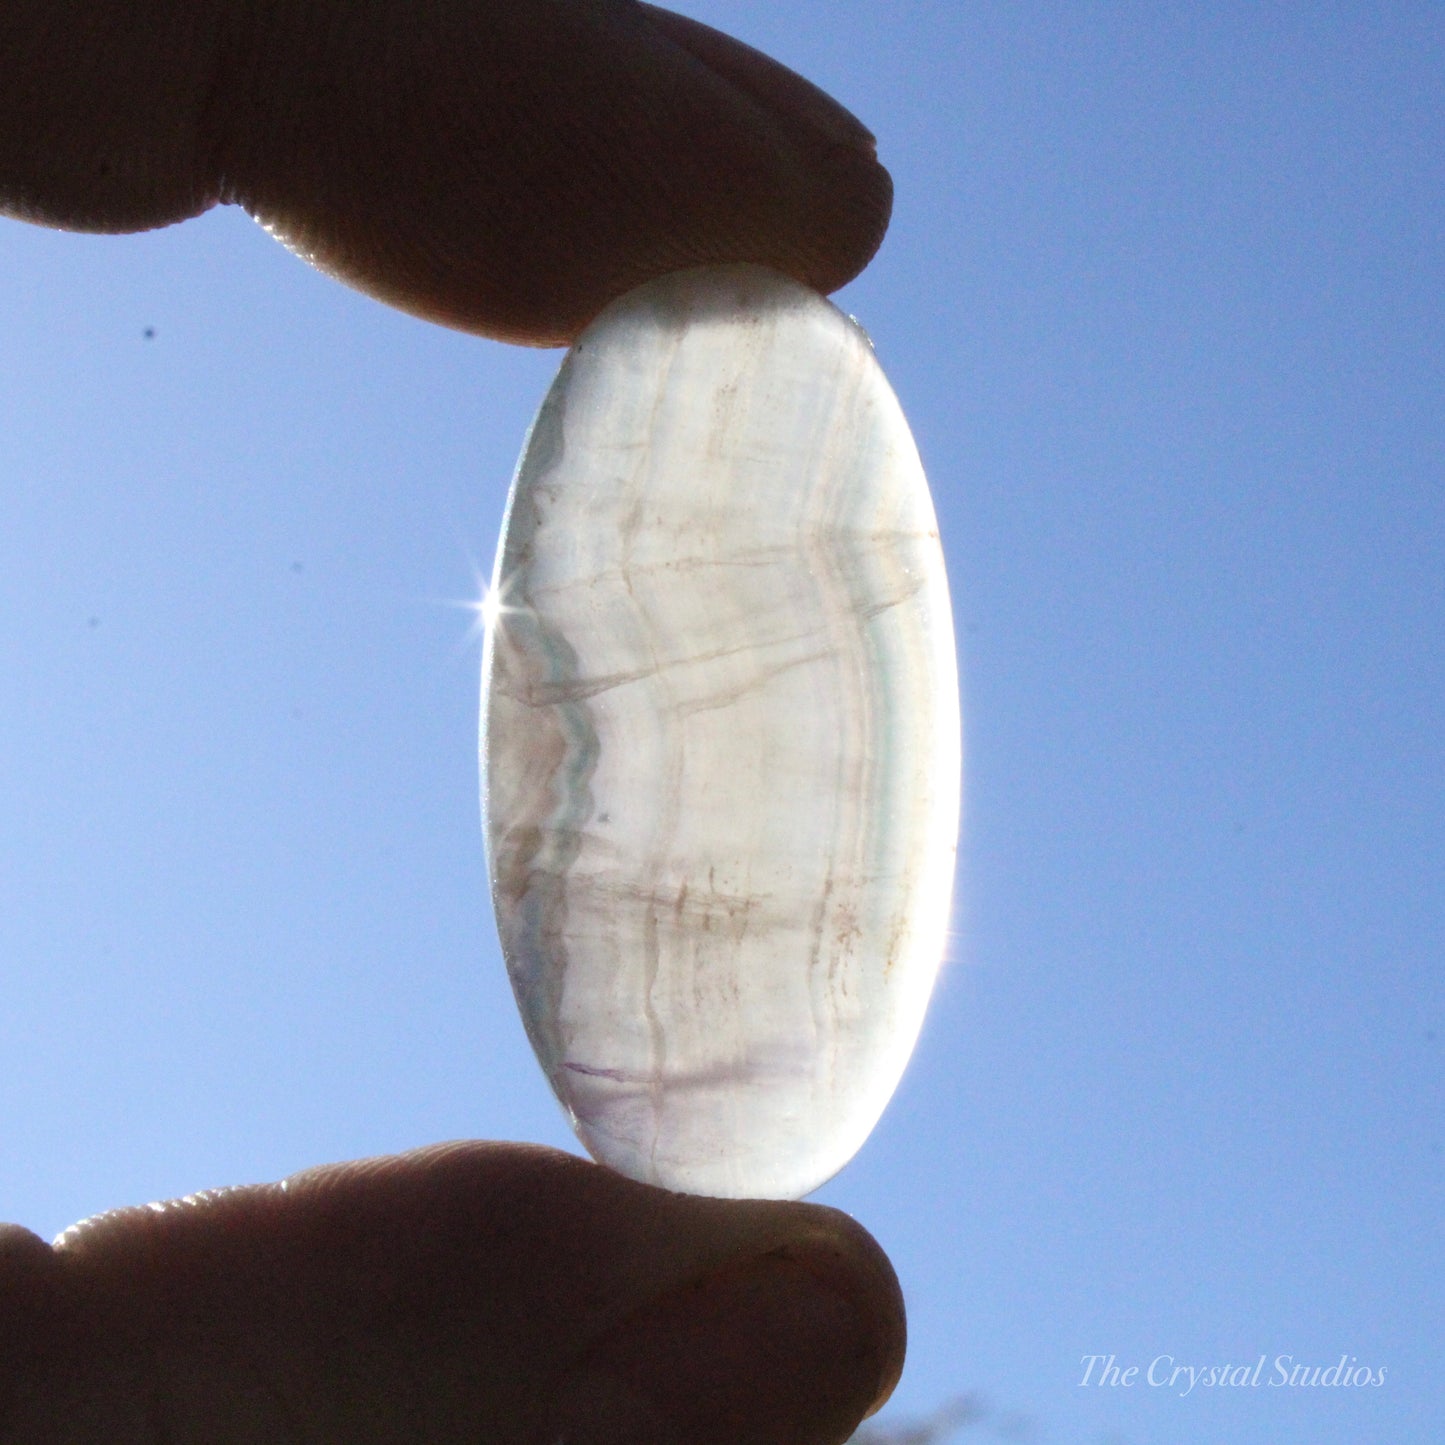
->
[639, 3, 879, 156]
[552, 1238, 898, 1445]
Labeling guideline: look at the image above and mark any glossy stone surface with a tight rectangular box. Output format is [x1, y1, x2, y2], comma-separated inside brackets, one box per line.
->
[482, 265, 959, 1199]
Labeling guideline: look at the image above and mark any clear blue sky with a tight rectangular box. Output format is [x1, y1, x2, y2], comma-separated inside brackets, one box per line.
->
[2, 4, 1440, 1442]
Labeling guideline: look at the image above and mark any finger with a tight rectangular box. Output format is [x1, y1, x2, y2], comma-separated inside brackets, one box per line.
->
[3, 1142, 905, 1444]
[0, 0, 891, 344]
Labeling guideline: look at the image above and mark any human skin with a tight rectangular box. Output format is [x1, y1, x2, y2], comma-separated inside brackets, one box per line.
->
[0, 0, 891, 342]
[0, 3, 902, 1440]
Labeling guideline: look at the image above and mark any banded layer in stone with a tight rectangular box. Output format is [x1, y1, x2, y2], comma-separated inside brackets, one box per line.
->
[483, 264, 959, 1199]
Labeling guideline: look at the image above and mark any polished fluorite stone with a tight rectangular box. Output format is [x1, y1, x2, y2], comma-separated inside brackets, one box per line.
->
[482, 265, 959, 1199]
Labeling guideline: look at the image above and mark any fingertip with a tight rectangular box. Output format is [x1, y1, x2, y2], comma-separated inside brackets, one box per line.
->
[253, 1146, 912, 1440]
[780, 1205, 909, 1419]
[633, 2, 894, 297]
[639, 3, 879, 157]
[552, 1215, 906, 1445]
[220, 0, 892, 343]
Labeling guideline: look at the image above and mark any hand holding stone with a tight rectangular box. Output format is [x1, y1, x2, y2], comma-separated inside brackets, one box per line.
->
[1, 1, 903, 1440]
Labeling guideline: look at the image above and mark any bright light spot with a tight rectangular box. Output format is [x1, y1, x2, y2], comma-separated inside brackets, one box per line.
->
[434, 559, 500, 651]
[431, 554, 525, 661]
[479, 586, 502, 630]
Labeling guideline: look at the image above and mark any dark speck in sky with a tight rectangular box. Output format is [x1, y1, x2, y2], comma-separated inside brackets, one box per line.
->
[143, 327, 155, 339]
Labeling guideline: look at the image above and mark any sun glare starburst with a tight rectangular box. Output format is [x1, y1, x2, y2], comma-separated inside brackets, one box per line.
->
[438, 560, 525, 656]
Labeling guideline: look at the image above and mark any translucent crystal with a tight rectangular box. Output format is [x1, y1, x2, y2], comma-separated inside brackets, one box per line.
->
[482, 265, 960, 1199]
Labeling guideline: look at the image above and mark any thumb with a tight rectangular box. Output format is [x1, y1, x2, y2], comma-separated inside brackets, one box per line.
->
[1, 0, 891, 344]
[2, 1142, 905, 1444]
